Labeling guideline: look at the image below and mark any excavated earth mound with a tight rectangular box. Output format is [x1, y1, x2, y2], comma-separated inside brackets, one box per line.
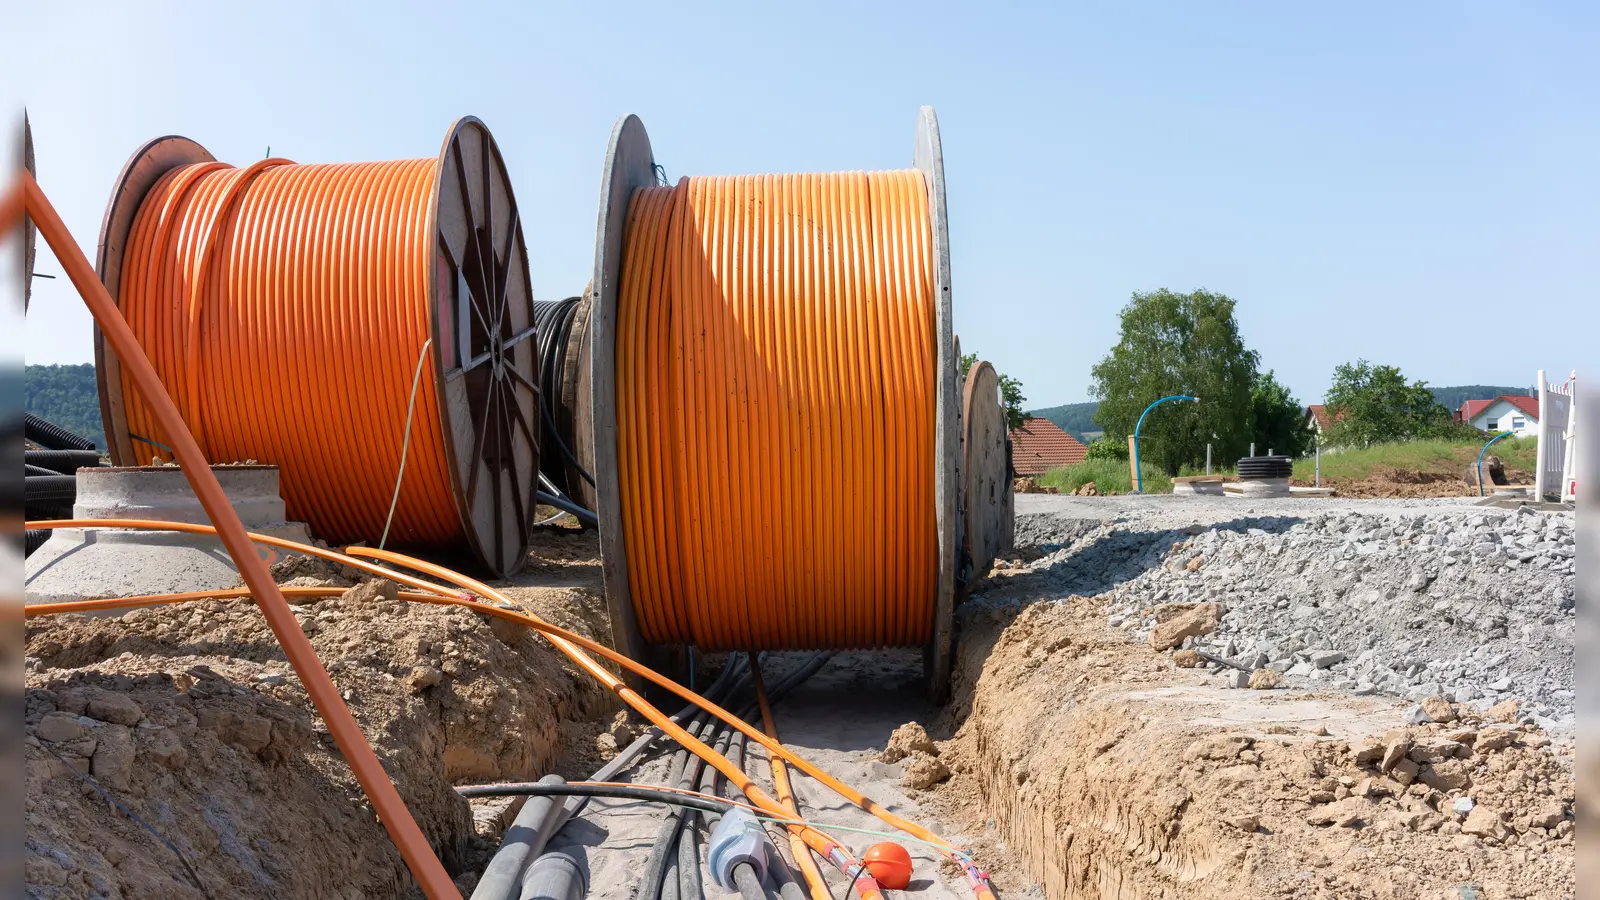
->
[933, 576, 1573, 899]
[24, 578, 612, 900]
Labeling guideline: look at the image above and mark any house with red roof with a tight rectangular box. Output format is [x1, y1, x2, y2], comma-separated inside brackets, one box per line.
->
[1009, 417, 1088, 476]
[1457, 395, 1539, 436]
[1303, 404, 1339, 436]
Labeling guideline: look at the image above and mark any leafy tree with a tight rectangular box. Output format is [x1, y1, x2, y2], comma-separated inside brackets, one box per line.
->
[1090, 289, 1258, 474]
[1083, 435, 1128, 461]
[959, 352, 1027, 431]
[1322, 360, 1455, 447]
[1251, 370, 1314, 458]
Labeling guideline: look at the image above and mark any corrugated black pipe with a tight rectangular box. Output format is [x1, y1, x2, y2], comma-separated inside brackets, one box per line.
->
[25, 413, 97, 451]
[26, 475, 77, 504]
[25, 448, 103, 474]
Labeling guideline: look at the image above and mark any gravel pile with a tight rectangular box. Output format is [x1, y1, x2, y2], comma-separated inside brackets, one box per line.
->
[998, 499, 1576, 730]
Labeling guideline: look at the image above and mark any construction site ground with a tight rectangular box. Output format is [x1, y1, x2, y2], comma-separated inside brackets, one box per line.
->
[25, 494, 1575, 900]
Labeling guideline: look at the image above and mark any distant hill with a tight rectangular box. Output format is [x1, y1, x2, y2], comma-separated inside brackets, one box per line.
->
[25, 364, 105, 449]
[1026, 401, 1100, 440]
[1428, 385, 1532, 414]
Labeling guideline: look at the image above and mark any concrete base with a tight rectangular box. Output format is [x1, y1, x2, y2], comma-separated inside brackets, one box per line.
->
[1224, 477, 1291, 498]
[26, 466, 312, 607]
[1172, 476, 1224, 496]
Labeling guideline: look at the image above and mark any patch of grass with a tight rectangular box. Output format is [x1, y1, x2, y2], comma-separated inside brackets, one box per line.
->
[1037, 458, 1173, 495]
[1291, 436, 1538, 482]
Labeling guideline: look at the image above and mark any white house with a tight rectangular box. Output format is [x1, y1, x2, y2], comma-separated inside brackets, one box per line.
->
[1458, 395, 1540, 436]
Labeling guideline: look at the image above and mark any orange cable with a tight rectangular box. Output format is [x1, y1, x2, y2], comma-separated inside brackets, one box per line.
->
[21, 518, 995, 897]
[751, 654, 835, 900]
[616, 171, 938, 651]
[16, 178, 461, 900]
[115, 156, 459, 548]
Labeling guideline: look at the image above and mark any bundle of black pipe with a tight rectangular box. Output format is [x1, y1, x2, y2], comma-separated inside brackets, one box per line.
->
[532, 296, 596, 522]
[25, 413, 99, 452]
[23, 415, 108, 556]
[1236, 455, 1293, 480]
[464, 652, 830, 900]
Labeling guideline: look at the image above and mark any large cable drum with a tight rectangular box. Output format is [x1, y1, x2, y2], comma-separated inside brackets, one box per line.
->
[590, 108, 960, 698]
[92, 118, 541, 576]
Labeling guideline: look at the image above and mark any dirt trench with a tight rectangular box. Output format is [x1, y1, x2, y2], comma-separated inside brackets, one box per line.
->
[23, 533, 617, 900]
[928, 538, 1574, 899]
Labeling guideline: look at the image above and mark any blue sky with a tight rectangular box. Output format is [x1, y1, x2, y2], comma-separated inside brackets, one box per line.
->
[12, 1, 1595, 407]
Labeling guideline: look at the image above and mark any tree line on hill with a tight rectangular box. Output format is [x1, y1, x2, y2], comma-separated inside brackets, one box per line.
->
[25, 364, 106, 448]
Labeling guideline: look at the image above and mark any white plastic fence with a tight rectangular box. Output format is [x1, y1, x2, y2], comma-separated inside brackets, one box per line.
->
[1534, 369, 1574, 502]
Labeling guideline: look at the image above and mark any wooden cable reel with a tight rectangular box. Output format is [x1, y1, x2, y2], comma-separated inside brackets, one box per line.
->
[92, 118, 542, 576]
[960, 361, 1014, 584]
[589, 109, 961, 699]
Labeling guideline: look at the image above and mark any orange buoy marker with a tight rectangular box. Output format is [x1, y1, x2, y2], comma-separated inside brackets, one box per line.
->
[863, 841, 914, 890]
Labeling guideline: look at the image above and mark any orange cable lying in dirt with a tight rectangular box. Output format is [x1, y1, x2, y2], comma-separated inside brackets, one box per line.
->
[9, 174, 463, 900]
[23, 518, 997, 900]
[752, 654, 839, 900]
[617, 171, 937, 651]
[113, 155, 462, 547]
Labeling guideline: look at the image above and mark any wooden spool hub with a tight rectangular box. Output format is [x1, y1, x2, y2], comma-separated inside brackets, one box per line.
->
[961, 361, 1014, 587]
[92, 118, 540, 577]
[590, 109, 960, 699]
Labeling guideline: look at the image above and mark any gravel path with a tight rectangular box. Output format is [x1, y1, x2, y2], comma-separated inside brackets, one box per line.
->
[996, 494, 1576, 733]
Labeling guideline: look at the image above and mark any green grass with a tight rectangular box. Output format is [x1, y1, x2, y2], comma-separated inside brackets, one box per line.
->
[1036, 436, 1540, 495]
[1291, 436, 1537, 482]
[1037, 458, 1173, 495]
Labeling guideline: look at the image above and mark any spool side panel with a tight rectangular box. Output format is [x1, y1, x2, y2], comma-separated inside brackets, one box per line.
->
[23, 113, 35, 311]
[561, 295, 598, 514]
[962, 362, 1009, 583]
[93, 137, 215, 465]
[590, 115, 661, 685]
[428, 117, 540, 577]
[915, 106, 958, 702]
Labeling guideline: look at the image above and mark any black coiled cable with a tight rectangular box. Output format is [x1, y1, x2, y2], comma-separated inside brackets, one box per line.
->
[532, 297, 597, 519]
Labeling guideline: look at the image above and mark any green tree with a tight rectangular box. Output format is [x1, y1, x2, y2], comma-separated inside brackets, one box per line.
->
[1090, 289, 1258, 474]
[1251, 370, 1314, 458]
[1322, 360, 1455, 447]
[959, 352, 1027, 431]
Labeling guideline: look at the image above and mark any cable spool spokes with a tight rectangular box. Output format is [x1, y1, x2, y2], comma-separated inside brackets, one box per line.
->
[430, 118, 540, 575]
[92, 119, 540, 577]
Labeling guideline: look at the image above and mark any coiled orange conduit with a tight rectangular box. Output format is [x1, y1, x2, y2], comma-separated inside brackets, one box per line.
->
[117, 157, 458, 547]
[618, 171, 936, 651]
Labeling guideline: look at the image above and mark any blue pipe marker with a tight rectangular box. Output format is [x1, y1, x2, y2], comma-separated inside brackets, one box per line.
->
[1476, 430, 1516, 497]
[1132, 395, 1198, 494]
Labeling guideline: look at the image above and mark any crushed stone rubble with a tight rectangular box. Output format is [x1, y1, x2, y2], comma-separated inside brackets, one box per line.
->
[992, 501, 1576, 729]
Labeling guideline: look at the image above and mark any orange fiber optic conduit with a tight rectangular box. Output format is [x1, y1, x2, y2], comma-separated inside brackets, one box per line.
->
[752, 655, 837, 900]
[13, 176, 462, 900]
[24, 518, 997, 900]
[617, 171, 937, 651]
[113, 156, 459, 547]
